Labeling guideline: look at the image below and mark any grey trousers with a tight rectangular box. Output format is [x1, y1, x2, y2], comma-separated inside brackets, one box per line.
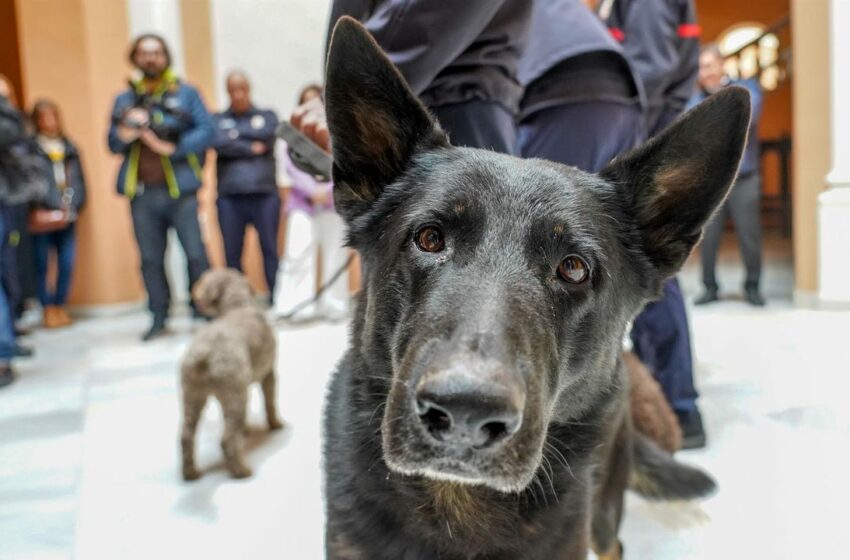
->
[130, 186, 210, 321]
[700, 172, 763, 291]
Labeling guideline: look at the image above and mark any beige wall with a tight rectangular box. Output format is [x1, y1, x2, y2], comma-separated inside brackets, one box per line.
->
[791, 0, 830, 294]
[16, 0, 144, 306]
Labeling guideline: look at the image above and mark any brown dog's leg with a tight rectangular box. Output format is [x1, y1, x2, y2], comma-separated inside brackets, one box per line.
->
[216, 384, 252, 479]
[596, 542, 623, 560]
[261, 370, 283, 430]
[181, 388, 208, 481]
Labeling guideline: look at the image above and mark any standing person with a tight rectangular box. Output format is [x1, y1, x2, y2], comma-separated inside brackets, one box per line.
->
[327, 0, 532, 153]
[0, 77, 33, 387]
[0, 75, 34, 360]
[275, 85, 349, 321]
[213, 71, 280, 304]
[107, 34, 214, 341]
[602, 0, 701, 135]
[600, 0, 707, 449]
[30, 100, 87, 328]
[692, 44, 765, 307]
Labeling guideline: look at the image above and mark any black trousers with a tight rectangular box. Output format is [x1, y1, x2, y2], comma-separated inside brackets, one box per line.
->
[700, 172, 763, 291]
[130, 187, 209, 322]
[431, 100, 518, 155]
[518, 100, 644, 174]
[217, 192, 281, 298]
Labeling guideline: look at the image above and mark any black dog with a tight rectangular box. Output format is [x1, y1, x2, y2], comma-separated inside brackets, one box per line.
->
[323, 18, 749, 560]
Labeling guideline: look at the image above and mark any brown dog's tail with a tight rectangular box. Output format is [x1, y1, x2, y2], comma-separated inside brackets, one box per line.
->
[630, 432, 716, 500]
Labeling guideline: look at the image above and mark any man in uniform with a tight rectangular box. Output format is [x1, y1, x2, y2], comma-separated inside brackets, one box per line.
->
[213, 72, 281, 304]
[601, 0, 707, 449]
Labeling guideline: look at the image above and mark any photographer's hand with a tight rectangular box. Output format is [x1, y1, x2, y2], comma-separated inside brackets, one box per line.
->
[117, 108, 149, 143]
[117, 125, 142, 143]
[140, 128, 176, 157]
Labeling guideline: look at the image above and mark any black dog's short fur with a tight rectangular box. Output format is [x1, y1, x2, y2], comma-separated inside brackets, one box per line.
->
[323, 18, 750, 560]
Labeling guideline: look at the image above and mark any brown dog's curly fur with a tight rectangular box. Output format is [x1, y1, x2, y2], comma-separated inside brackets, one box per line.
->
[179, 268, 281, 480]
[623, 350, 682, 453]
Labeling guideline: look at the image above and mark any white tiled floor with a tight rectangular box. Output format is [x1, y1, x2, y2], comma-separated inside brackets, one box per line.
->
[2, 238, 848, 559]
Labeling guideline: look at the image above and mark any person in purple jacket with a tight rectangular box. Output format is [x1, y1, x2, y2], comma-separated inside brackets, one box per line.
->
[274, 85, 349, 321]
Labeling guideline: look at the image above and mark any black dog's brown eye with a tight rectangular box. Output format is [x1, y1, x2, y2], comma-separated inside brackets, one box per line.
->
[415, 226, 445, 253]
[557, 255, 590, 284]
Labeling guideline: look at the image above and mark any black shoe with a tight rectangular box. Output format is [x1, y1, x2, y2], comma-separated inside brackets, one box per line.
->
[676, 408, 707, 450]
[694, 289, 719, 305]
[0, 365, 16, 389]
[745, 287, 765, 307]
[142, 321, 168, 342]
[13, 344, 34, 358]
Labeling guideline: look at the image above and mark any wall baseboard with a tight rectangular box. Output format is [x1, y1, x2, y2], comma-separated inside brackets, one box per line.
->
[794, 289, 850, 310]
[67, 300, 147, 318]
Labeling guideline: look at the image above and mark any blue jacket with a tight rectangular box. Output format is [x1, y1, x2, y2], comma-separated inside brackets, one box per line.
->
[329, 0, 532, 114]
[107, 74, 214, 198]
[688, 78, 763, 177]
[603, 0, 700, 135]
[213, 107, 279, 197]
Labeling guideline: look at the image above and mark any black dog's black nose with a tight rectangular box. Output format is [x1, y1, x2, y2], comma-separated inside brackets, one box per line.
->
[415, 370, 523, 450]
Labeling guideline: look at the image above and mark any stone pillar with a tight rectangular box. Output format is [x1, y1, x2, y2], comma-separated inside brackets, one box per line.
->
[818, 0, 850, 305]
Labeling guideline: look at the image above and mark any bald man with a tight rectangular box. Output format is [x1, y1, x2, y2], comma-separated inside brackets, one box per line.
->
[213, 72, 281, 303]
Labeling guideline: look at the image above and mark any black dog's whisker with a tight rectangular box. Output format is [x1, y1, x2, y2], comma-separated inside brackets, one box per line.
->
[367, 402, 386, 426]
[540, 454, 559, 504]
[544, 441, 580, 487]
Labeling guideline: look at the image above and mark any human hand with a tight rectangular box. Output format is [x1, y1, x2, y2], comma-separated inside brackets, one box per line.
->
[117, 108, 150, 143]
[290, 96, 330, 153]
[140, 128, 176, 156]
[311, 190, 331, 206]
[124, 107, 150, 128]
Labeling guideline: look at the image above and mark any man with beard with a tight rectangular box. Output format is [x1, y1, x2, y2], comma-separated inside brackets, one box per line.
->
[108, 34, 214, 341]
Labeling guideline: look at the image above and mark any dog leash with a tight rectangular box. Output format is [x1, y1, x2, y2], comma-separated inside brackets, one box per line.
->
[274, 254, 354, 323]
[274, 120, 353, 323]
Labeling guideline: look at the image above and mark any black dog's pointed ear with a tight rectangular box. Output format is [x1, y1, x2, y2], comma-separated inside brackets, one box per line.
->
[324, 17, 448, 222]
[601, 87, 751, 278]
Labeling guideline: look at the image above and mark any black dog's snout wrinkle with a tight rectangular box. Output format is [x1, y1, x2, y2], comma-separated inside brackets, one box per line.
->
[415, 364, 524, 450]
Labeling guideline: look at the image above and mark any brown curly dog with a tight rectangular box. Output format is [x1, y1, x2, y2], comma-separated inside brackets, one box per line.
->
[180, 268, 281, 480]
[623, 350, 682, 453]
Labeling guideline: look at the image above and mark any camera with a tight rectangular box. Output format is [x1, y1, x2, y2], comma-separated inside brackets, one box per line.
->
[114, 86, 189, 143]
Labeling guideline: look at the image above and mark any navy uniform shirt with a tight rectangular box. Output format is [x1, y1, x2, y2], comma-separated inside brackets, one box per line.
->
[328, 0, 532, 114]
[213, 106, 279, 197]
[519, 0, 644, 120]
[603, 0, 700, 135]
